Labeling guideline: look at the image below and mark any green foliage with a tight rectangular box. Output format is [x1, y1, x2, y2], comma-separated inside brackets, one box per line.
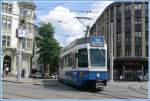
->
[36, 22, 60, 75]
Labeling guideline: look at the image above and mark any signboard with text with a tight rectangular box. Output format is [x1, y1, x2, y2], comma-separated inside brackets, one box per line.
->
[16, 29, 26, 38]
[90, 36, 104, 47]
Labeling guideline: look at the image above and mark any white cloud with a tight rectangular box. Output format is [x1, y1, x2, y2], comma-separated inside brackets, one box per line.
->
[39, 1, 114, 47]
[83, 1, 114, 25]
[39, 6, 85, 47]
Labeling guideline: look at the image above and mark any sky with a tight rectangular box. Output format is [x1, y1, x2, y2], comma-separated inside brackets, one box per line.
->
[34, 1, 114, 47]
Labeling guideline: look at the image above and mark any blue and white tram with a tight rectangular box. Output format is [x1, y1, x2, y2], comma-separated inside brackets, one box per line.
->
[59, 36, 107, 90]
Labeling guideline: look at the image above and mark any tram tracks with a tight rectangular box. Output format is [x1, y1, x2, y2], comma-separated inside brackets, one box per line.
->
[3, 81, 148, 99]
[98, 89, 146, 99]
[128, 84, 148, 96]
[2, 91, 42, 99]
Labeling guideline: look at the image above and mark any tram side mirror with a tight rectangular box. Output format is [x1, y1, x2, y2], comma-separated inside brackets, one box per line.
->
[75, 53, 78, 58]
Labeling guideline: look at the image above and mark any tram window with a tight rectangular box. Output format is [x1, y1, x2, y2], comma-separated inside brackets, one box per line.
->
[68, 54, 73, 67]
[90, 49, 105, 67]
[78, 48, 88, 67]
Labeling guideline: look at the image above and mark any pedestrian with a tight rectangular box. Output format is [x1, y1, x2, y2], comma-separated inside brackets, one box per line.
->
[138, 75, 142, 82]
[21, 69, 26, 78]
[120, 75, 123, 80]
[6, 66, 9, 75]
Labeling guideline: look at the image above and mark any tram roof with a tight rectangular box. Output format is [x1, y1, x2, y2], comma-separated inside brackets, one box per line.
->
[60, 36, 105, 54]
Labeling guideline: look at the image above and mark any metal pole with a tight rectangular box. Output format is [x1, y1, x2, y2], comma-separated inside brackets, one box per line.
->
[110, 22, 114, 82]
[0, 2, 3, 99]
[17, 41, 22, 80]
[142, 65, 144, 80]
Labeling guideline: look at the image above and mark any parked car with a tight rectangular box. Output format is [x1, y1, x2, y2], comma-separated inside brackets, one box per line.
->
[32, 72, 43, 79]
[50, 74, 58, 79]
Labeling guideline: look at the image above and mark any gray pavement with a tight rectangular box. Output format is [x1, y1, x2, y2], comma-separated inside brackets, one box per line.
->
[2, 77, 148, 99]
[2, 77, 58, 86]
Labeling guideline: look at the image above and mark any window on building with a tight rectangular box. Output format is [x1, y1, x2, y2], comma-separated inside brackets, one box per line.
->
[125, 32, 131, 45]
[26, 39, 31, 49]
[2, 36, 6, 46]
[125, 19, 131, 32]
[135, 32, 142, 45]
[134, 4, 142, 10]
[8, 4, 12, 13]
[125, 4, 131, 11]
[145, 3, 148, 10]
[2, 35, 10, 47]
[145, 4, 148, 17]
[145, 31, 148, 42]
[135, 32, 142, 38]
[135, 17, 142, 24]
[21, 8, 34, 18]
[2, 3, 12, 13]
[2, 17, 11, 32]
[21, 38, 32, 49]
[146, 46, 148, 57]
[22, 39, 26, 49]
[26, 23, 33, 32]
[135, 46, 142, 56]
[117, 46, 122, 57]
[125, 46, 131, 56]
[7, 36, 10, 46]
[134, 4, 142, 17]
[117, 33, 121, 43]
[145, 18, 148, 31]
[116, 6, 121, 13]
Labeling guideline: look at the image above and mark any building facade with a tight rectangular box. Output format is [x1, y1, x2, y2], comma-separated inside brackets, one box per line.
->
[90, 2, 148, 81]
[2, 1, 36, 78]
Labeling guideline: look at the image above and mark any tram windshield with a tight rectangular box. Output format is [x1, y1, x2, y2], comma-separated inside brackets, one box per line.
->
[78, 48, 88, 67]
[90, 49, 105, 67]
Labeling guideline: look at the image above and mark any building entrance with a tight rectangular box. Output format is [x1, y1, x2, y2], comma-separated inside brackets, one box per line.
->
[3, 55, 11, 76]
[123, 65, 141, 81]
[113, 57, 148, 81]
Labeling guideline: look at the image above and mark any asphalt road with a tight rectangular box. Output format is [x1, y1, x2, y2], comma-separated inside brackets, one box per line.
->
[2, 81, 148, 99]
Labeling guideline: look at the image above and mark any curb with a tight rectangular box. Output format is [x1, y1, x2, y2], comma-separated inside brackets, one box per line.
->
[2, 80, 23, 84]
[2, 80, 34, 84]
[33, 82, 59, 86]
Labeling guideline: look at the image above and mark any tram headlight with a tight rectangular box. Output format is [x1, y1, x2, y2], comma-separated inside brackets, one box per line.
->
[80, 72, 84, 78]
[96, 73, 100, 77]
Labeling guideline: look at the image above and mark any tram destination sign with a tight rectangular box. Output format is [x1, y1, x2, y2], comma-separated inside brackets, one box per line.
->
[90, 36, 104, 47]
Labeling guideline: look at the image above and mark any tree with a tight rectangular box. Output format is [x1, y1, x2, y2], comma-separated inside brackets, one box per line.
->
[36, 22, 60, 77]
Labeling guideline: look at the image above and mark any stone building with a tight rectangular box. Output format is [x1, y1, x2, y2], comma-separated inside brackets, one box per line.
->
[90, 2, 148, 81]
[1, 1, 36, 78]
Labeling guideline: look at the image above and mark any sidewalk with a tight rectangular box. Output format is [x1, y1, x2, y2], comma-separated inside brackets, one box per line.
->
[2, 77, 34, 84]
[2, 77, 59, 86]
[107, 81, 148, 90]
